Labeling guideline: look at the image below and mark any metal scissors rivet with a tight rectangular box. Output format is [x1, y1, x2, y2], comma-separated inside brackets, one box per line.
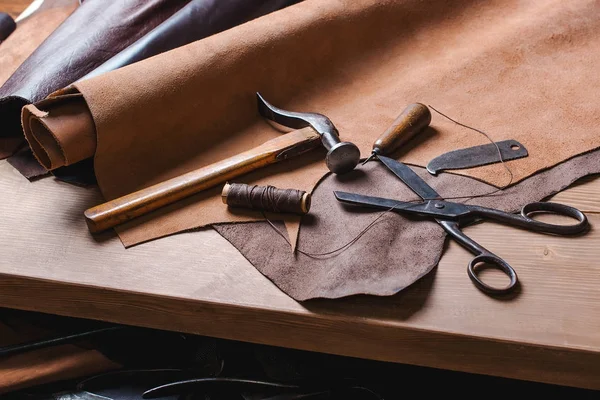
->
[435, 203, 445, 209]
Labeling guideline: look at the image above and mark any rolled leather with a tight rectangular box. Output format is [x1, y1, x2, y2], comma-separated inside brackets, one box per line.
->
[6, 0, 301, 178]
[0, 12, 15, 43]
[0, 0, 192, 159]
[80, 0, 302, 82]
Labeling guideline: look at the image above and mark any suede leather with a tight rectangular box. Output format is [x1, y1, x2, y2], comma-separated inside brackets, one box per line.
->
[79, 0, 302, 82]
[0, 0, 80, 159]
[0, 0, 192, 158]
[215, 149, 600, 301]
[19, 0, 600, 247]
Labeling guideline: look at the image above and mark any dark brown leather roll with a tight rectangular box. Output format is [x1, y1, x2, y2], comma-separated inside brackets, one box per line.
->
[80, 0, 302, 82]
[0, 12, 15, 43]
[0, 0, 192, 159]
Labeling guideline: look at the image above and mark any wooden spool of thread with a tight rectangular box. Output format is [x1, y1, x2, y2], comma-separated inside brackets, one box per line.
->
[221, 183, 311, 215]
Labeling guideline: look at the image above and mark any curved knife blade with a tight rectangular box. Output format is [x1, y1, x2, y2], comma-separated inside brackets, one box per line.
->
[426, 140, 528, 175]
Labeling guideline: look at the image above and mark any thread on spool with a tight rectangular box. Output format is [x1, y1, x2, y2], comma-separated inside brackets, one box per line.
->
[223, 183, 310, 215]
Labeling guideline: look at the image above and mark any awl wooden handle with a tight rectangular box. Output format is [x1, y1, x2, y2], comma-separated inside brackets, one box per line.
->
[84, 127, 321, 233]
[372, 103, 431, 156]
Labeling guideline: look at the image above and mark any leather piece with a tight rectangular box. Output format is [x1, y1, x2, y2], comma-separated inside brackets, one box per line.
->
[0, 12, 16, 42]
[214, 149, 600, 300]
[0, 0, 192, 159]
[20, 0, 600, 247]
[17, 0, 302, 172]
[0, 0, 80, 159]
[22, 94, 95, 170]
[11, 0, 301, 179]
[6, 147, 49, 180]
[80, 0, 302, 82]
[0, 315, 120, 395]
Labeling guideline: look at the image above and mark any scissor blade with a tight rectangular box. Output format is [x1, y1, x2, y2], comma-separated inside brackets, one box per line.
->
[334, 191, 427, 212]
[378, 155, 440, 201]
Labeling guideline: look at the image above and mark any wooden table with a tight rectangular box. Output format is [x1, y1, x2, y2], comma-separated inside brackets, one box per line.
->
[1, 158, 599, 390]
[2, 0, 600, 392]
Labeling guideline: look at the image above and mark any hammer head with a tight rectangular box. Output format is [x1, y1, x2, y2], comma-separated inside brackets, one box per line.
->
[257, 93, 360, 174]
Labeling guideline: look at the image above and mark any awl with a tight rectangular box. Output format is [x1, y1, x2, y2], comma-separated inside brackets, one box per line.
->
[362, 103, 432, 164]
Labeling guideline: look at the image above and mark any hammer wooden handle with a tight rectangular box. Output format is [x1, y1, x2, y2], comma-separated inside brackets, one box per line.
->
[84, 127, 321, 233]
[372, 103, 431, 156]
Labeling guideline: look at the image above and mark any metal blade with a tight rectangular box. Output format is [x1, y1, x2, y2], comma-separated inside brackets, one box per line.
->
[378, 155, 440, 201]
[426, 139, 528, 175]
[334, 191, 417, 210]
[334, 191, 469, 219]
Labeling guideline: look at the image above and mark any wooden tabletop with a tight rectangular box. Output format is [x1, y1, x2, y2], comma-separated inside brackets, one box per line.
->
[2, 0, 600, 392]
[0, 159, 599, 390]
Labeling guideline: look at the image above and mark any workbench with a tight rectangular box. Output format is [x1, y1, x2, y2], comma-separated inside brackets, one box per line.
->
[2, 0, 600, 392]
[1, 157, 599, 390]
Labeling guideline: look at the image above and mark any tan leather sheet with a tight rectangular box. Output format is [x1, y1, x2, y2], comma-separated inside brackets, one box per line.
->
[22, 0, 600, 247]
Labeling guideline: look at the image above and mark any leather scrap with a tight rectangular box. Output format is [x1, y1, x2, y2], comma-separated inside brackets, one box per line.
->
[215, 149, 600, 301]
[0, 0, 192, 159]
[0, 312, 120, 395]
[6, 147, 49, 180]
[17, 0, 600, 248]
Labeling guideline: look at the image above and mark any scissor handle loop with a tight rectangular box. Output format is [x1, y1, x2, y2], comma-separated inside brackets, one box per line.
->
[520, 202, 588, 235]
[467, 254, 518, 295]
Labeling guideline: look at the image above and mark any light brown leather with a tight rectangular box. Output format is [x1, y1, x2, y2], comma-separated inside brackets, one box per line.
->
[22, 95, 95, 170]
[22, 0, 600, 247]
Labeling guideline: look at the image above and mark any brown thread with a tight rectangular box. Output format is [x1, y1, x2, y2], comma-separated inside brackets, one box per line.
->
[262, 106, 514, 255]
[263, 208, 395, 259]
[224, 183, 310, 214]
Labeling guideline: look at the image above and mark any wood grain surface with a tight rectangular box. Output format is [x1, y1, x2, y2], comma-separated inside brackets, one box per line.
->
[0, 159, 599, 390]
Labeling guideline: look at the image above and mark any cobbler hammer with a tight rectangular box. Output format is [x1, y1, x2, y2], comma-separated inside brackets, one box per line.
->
[257, 93, 360, 174]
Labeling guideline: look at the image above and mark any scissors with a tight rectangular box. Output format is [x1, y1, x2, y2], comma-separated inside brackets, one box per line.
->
[334, 155, 589, 295]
